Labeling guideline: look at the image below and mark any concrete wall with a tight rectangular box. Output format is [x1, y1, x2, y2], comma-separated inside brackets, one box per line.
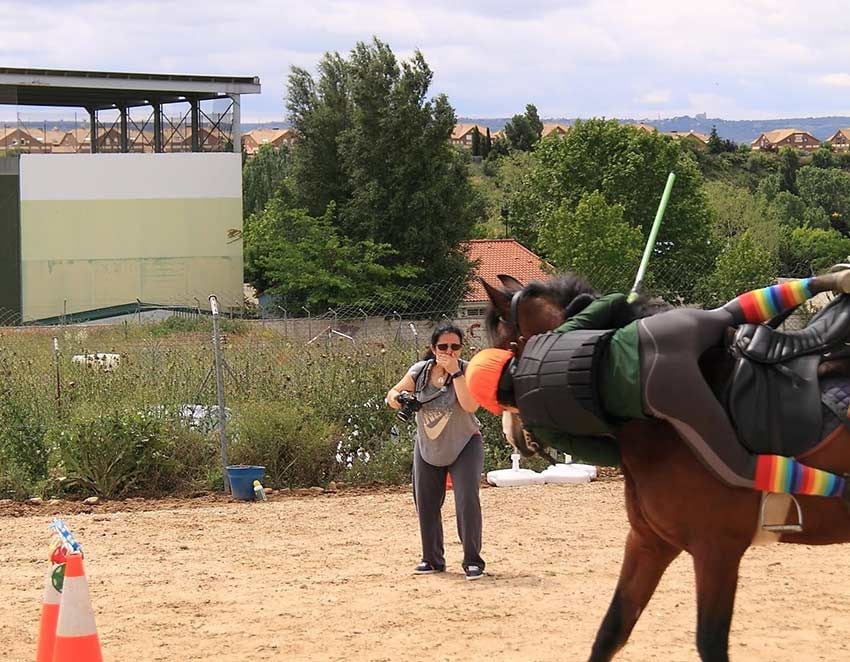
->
[19, 153, 243, 322]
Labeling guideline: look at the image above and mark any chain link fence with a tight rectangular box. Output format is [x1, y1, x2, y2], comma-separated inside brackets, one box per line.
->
[0, 256, 840, 337]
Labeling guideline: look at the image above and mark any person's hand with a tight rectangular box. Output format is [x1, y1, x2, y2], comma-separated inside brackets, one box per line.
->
[435, 353, 460, 375]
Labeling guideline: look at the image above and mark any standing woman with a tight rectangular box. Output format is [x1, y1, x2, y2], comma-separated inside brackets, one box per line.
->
[387, 322, 485, 580]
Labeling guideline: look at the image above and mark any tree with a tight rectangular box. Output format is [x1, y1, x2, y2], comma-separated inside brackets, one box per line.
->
[286, 38, 483, 285]
[699, 230, 779, 306]
[707, 126, 724, 154]
[483, 127, 492, 159]
[780, 226, 850, 277]
[242, 144, 290, 219]
[471, 127, 482, 157]
[707, 126, 737, 154]
[503, 103, 543, 152]
[703, 181, 780, 251]
[812, 144, 836, 169]
[796, 165, 850, 235]
[506, 118, 715, 301]
[243, 197, 419, 311]
[778, 147, 799, 195]
[538, 191, 644, 293]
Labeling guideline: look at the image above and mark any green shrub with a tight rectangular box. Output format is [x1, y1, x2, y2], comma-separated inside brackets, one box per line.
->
[342, 425, 414, 484]
[230, 401, 341, 488]
[50, 408, 177, 498]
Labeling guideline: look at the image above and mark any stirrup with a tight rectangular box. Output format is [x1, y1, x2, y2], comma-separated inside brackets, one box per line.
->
[760, 492, 803, 533]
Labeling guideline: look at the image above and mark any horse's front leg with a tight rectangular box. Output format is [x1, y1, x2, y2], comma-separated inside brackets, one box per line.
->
[589, 526, 680, 662]
[692, 543, 745, 662]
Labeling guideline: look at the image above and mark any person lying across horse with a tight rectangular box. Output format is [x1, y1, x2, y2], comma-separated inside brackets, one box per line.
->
[466, 269, 850, 507]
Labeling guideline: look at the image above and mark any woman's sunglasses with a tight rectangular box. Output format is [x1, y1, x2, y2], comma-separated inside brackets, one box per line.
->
[436, 343, 462, 351]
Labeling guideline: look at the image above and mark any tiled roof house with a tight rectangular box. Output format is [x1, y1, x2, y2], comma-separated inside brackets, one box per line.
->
[460, 239, 551, 316]
[751, 129, 820, 152]
[826, 128, 850, 151]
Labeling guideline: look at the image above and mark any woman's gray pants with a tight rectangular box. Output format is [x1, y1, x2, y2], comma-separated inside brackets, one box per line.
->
[412, 434, 485, 571]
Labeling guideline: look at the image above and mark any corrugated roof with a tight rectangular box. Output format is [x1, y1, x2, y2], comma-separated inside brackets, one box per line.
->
[462, 239, 550, 302]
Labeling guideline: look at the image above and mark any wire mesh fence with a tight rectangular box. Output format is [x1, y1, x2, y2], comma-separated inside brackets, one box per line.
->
[1, 256, 840, 337]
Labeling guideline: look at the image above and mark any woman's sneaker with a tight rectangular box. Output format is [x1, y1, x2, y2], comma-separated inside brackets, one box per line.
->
[414, 561, 444, 575]
[464, 565, 484, 581]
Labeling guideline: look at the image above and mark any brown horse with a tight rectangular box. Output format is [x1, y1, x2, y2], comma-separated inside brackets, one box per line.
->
[481, 273, 850, 662]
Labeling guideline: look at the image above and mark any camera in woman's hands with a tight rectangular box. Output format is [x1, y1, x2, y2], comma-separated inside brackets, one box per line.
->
[395, 391, 422, 422]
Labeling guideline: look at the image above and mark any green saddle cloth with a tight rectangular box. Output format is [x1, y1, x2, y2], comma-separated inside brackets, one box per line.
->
[530, 427, 621, 467]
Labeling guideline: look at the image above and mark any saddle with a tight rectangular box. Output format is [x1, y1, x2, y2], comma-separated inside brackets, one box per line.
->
[726, 294, 850, 456]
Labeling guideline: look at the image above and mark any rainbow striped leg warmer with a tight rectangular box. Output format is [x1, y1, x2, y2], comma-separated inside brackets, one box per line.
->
[754, 455, 845, 497]
[727, 278, 813, 324]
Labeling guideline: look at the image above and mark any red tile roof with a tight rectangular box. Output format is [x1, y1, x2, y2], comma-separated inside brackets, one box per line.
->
[463, 239, 551, 302]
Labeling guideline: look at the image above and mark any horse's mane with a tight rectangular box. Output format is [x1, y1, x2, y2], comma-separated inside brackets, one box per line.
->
[484, 272, 664, 342]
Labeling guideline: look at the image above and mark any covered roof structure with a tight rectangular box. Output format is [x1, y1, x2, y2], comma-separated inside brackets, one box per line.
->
[0, 66, 261, 152]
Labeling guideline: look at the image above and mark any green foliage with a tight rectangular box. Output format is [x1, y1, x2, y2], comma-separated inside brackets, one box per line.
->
[51, 409, 178, 498]
[796, 166, 850, 235]
[698, 230, 779, 305]
[707, 126, 737, 154]
[230, 401, 341, 488]
[471, 127, 482, 157]
[471, 150, 536, 238]
[242, 144, 290, 219]
[0, 399, 50, 497]
[503, 103, 544, 152]
[703, 181, 780, 251]
[244, 198, 419, 311]
[779, 226, 850, 277]
[770, 191, 810, 228]
[538, 191, 644, 292]
[778, 147, 800, 195]
[286, 37, 482, 286]
[507, 118, 714, 301]
[811, 144, 836, 169]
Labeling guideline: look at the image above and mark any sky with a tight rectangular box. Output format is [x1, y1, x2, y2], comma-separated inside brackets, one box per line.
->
[3, 0, 850, 123]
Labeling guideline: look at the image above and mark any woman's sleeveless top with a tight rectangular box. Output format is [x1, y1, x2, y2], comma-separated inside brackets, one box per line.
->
[408, 359, 480, 467]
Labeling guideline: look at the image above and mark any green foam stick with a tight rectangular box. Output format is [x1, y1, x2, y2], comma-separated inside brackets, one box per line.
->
[627, 171, 676, 304]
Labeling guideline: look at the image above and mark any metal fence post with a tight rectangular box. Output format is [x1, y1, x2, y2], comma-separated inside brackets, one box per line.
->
[358, 308, 368, 340]
[52, 337, 61, 411]
[302, 306, 311, 340]
[209, 294, 230, 492]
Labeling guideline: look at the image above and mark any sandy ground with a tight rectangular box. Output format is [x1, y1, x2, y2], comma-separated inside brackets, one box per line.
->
[2, 479, 850, 662]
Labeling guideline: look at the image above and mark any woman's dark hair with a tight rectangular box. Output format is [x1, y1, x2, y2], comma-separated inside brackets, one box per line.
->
[420, 321, 465, 360]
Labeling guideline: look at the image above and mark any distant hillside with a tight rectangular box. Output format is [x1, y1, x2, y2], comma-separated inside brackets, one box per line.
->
[21, 116, 842, 146]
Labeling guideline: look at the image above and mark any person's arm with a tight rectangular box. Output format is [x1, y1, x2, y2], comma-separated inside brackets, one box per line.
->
[556, 293, 631, 333]
[387, 373, 416, 410]
[451, 371, 479, 413]
[435, 354, 478, 413]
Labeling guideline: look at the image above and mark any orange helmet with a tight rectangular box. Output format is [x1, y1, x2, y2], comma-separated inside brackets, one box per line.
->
[466, 348, 515, 415]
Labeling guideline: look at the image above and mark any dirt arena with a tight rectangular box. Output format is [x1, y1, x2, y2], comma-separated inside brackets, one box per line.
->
[3, 479, 850, 661]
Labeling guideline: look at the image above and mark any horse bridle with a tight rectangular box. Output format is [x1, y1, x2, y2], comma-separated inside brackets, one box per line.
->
[498, 286, 558, 466]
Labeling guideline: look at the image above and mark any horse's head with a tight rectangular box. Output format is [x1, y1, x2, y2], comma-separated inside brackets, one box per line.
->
[480, 272, 599, 458]
[481, 273, 598, 350]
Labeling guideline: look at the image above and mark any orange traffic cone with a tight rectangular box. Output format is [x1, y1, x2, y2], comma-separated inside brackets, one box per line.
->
[51, 553, 102, 662]
[35, 565, 62, 662]
[446, 473, 453, 491]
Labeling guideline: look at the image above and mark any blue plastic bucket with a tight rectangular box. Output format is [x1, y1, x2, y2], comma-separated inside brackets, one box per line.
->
[226, 465, 266, 500]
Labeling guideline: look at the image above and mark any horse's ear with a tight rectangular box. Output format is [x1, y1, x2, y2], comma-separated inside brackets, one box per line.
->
[480, 277, 512, 317]
[496, 274, 524, 292]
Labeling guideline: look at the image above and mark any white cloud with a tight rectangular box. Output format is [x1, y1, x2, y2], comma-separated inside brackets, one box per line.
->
[638, 90, 671, 105]
[3, 0, 850, 120]
[817, 73, 850, 88]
